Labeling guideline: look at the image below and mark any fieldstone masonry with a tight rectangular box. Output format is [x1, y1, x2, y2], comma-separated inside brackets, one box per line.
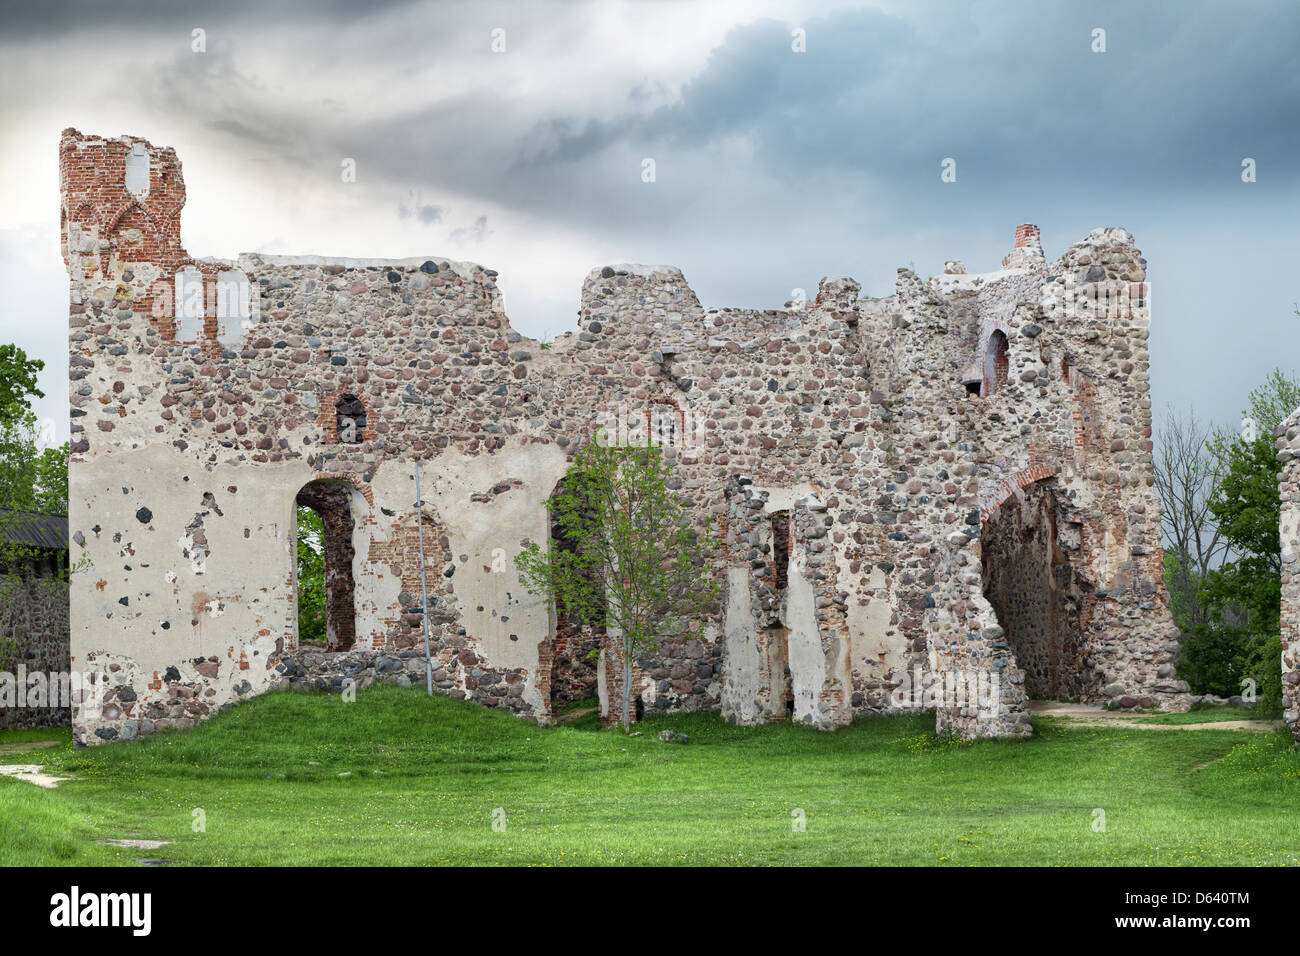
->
[0, 574, 71, 730]
[62, 129, 1190, 745]
[1276, 412, 1300, 741]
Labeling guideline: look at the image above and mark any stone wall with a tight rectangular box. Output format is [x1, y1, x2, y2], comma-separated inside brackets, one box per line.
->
[0, 570, 71, 730]
[1277, 410, 1300, 741]
[62, 128, 1188, 745]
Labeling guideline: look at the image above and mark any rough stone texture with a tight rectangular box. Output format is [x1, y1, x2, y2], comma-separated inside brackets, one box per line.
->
[0, 571, 71, 730]
[1276, 412, 1300, 741]
[62, 129, 1188, 745]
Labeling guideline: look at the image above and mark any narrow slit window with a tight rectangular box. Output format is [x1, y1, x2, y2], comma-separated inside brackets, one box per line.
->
[335, 394, 366, 444]
[770, 510, 790, 590]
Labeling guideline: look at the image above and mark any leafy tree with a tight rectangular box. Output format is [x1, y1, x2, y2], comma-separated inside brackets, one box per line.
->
[0, 344, 43, 427]
[0, 416, 67, 515]
[0, 342, 62, 516]
[1180, 368, 1300, 712]
[32, 443, 68, 515]
[0, 344, 76, 676]
[296, 505, 327, 645]
[1176, 621, 1251, 699]
[516, 439, 719, 731]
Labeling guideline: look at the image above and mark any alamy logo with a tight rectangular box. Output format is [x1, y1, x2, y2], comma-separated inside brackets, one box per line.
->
[0, 667, 102, 710]
[49, 886, 151, 936]
[889, 663, 1001, 718]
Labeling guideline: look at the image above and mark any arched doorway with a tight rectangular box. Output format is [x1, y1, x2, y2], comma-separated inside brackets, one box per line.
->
[294, 480, 359, 651]
[979, 477, 1092, 700]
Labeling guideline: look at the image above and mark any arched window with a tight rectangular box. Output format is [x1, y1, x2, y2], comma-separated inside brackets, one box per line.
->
[983, 330, 1010, 396]
[335, 394, 366, 444]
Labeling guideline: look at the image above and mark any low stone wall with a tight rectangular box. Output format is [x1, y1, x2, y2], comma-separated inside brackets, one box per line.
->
[0, 572, 71, 731]
[281, 647, 534, 715]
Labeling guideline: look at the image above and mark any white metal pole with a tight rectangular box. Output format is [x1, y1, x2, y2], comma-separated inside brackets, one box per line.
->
[415, 461, 433, 696]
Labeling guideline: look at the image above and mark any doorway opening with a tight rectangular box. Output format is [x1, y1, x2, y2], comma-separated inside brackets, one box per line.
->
[294, 480, 358, 651]
[546, 479, 603, 709]
[980, 481, 1090, 700]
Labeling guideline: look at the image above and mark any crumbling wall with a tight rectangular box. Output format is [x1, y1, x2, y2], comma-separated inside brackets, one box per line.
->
[63, 127, 1188, 744]
[1276, 409, 1300, 741]
[63, 130, 566, 743]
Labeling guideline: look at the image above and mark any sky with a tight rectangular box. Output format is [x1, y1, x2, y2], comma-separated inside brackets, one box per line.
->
[1, 0, 1297, 446]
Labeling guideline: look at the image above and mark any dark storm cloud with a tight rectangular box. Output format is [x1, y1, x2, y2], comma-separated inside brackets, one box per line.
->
[153, 0, 1291, 247]
[1, 0, 421, 36]
[519, 2, 1300, 197]
[3, 0, 1298, 440]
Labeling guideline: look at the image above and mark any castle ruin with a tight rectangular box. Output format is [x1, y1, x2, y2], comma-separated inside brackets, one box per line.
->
[61, 129, 1197, 745]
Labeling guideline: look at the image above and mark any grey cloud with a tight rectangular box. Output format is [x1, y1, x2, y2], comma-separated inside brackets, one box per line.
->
[450, 215, 492, 244]
[2, 0, 1297, 443]
[398, 197, 445, 225]
[518, 2, 1300, 195]
[1, 0, 422, 36]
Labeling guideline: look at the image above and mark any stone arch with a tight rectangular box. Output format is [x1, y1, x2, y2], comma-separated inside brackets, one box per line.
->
[105, 198, 165, 244]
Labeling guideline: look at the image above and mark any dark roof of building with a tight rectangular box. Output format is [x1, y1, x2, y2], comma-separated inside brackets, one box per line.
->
[0, 508, 68, 551]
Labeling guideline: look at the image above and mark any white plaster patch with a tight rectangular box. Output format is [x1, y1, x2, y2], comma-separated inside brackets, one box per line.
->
[720, 566, 768, 724]
[785, 555, 826, 724]
[124, 143, 150, 198]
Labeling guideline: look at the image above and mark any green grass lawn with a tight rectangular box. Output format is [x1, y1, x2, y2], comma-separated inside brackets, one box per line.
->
[1133, 705, 1267, 725]
[2, 683, 1299, 866]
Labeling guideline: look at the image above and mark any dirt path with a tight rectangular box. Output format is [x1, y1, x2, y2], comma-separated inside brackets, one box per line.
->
[1029, 701, 1282, 732]
[0, 764, 69, 788]
[555, 706, 597, 724]
[0, 740, 60, 756]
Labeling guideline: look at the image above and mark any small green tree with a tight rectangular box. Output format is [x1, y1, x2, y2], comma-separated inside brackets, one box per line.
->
[515, 439, 719, 731]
